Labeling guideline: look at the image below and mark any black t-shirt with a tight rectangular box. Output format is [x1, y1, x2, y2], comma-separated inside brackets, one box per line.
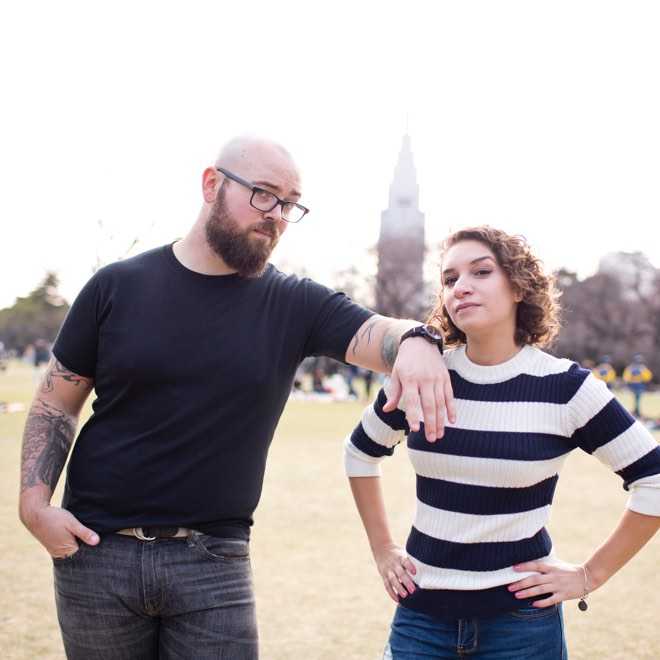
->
[53, 245, 373, 538]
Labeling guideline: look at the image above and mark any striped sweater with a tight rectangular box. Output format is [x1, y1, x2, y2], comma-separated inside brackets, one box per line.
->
[344, 345, 660, 619]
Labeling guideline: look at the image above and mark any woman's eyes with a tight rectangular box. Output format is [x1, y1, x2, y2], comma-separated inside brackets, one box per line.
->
[444, 270, 492, 286]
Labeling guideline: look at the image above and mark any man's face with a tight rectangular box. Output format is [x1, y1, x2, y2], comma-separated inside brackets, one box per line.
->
[205, 146, 302, 277]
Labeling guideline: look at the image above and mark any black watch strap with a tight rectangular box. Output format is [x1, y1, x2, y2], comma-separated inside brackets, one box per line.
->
[400, 325, 444, 354]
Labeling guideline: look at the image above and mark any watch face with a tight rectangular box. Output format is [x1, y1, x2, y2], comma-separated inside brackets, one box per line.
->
[423, 324, 442, 341]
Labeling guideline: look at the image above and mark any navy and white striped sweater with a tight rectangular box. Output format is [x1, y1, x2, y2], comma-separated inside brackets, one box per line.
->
[344, 345, 660, 618]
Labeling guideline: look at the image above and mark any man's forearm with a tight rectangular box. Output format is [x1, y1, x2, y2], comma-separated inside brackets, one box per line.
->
[347, 315, 417, 372]
[20, 398, 77, 519]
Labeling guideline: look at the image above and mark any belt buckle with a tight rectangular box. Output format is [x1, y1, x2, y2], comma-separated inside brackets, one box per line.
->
[133, 527, 157, 541]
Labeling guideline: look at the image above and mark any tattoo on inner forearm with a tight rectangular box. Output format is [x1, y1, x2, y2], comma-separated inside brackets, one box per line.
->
[381, 329, 399, 369]
[21, 399, 76, 493]
[350, 318, 381, 357]
[41, 359, 90, 393]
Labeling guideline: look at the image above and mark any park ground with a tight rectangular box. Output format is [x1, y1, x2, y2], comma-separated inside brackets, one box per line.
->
[1, 360, 659, 659]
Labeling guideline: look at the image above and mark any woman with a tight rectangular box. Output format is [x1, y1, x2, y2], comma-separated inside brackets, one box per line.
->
[345, 226, 660, 659]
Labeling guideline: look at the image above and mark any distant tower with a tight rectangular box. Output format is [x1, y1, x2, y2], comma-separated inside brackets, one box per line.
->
[375, 135, 426, 318]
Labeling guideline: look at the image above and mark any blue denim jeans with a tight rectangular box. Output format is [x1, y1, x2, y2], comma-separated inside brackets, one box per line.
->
[383, 603, 567, 659]
[53, 532, 257, 659]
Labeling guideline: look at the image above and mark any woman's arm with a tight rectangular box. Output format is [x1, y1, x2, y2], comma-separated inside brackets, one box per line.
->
[344, 387, 415, 602]
[349, 476, 417, 603]
[509, 508, 660, 607]
[509, 369, 660, 607]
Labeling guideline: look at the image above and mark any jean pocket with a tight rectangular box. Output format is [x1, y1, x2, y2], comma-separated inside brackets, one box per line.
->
[51, 544, 85, 564]
[509, 603, 558, 620]
[193, 534, 250, 562]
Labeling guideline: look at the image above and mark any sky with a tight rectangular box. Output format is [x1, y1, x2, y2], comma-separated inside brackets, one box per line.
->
[1, 1, 659, 309]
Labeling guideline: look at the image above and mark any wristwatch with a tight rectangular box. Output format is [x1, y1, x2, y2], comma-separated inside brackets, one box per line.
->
[400, 324, 444, 354]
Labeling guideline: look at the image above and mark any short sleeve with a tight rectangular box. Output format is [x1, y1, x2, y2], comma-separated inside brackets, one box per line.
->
[52, 271, 105, 378]
[301, 279, 374, 362]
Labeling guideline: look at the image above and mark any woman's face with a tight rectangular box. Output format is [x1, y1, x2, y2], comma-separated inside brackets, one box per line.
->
[441, 240, 520, 340]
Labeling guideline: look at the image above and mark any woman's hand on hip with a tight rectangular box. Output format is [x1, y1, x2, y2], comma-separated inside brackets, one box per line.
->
[373, 543, 417, 603]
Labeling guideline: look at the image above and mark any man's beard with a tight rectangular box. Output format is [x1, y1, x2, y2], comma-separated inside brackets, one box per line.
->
[205, 188, 280, 278]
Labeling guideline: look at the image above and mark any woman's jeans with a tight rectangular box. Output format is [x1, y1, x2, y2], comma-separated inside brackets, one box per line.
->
[53, 532, 257, 659]
[384, 602, 568, 659]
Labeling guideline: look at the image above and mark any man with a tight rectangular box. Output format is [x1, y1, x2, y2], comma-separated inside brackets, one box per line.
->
[19, 136, 455, 659]
[593, 355, 616, 390]
[623, 353, 653, 417]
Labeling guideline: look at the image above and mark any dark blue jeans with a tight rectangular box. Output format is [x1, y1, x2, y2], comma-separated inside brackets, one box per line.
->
[53, 532, 257, 659]
[384, 603, 567, 659]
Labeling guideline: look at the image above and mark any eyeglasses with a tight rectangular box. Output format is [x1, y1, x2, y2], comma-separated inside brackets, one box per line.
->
[216, 167, 309, 223]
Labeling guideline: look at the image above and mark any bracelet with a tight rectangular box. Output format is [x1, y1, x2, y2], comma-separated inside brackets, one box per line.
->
[578, 564, 590, 612]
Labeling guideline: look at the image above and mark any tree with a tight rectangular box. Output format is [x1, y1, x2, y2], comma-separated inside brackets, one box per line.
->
[553, 255, 657, 378]
[0, 272, 70, 352]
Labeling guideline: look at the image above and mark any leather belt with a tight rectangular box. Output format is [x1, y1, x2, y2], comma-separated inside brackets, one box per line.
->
[116, 526, 194, 540]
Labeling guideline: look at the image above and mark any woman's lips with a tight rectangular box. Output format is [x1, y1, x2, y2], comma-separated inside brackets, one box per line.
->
[455, 303, 480, 313]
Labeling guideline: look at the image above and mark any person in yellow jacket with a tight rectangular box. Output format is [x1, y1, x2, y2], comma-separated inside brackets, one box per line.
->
[623, 354, 653, 417]
[593, 355, 616, 390]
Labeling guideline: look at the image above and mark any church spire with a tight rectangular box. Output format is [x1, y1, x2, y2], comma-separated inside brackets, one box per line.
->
[376, 134, 427, 319]
[389, 134, 419, 209]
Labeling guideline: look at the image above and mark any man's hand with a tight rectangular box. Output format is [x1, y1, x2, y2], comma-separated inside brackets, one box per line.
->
[22, 504, 99, 559]
[383, 337, 456, 442]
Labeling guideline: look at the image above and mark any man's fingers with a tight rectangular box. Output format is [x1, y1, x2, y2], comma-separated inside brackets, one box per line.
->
[419, 383, 438, 442]
[433, 383, 447, 440]
[49, 538, 80, 559]
[383, 376, 402, 412]
[402, 384, 423, 433]
[444, 380, 456, 425]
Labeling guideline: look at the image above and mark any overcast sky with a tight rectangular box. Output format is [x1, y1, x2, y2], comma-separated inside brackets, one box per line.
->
[2, 1, 658, 309]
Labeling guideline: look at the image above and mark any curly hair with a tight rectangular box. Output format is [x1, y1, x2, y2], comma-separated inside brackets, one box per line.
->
[427, 226, 561, 348]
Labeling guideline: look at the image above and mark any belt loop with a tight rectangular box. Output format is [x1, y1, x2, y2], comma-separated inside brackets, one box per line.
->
[133, 528, 157, 541]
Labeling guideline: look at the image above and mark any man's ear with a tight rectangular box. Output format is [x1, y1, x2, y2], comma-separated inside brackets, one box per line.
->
[202, 167, 220, 204]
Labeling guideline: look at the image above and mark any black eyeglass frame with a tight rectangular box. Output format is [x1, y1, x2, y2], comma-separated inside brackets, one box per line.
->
[215, 167, 309, 223]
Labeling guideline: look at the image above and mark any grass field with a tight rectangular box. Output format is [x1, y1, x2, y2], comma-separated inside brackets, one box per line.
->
[1, 360, 660, 659]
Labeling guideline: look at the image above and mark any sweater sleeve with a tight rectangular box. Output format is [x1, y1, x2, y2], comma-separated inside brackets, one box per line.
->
[567, 368, 660, 516]
[344, 386, 409, 477]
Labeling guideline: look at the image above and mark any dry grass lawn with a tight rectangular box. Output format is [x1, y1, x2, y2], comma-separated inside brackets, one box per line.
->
[1, 361, 659, 659]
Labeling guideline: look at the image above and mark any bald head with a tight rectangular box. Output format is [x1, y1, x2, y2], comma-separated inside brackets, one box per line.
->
[213, 136, 302, 203]
[215, 136, 295, 170]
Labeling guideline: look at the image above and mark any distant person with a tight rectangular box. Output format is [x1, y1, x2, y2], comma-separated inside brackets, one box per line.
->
[593, 355, 616, 390]
[362, 368, 375, 400]
[345, 226, 660, 659]
[623, 354, 653, 417]
[19, 136, 455, 660]
[32, 339, 50, 382]
[345, 364, 359, 398]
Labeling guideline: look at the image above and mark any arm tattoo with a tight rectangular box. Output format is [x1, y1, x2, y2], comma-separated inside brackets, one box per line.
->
[381, 327, 400, 370]
[20, 398, 77, 493]
[41, 359, 90, 394]
[349, 318, 382, 357]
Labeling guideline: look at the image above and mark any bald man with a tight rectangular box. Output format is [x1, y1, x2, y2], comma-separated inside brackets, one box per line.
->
[19, 136, 454, 659]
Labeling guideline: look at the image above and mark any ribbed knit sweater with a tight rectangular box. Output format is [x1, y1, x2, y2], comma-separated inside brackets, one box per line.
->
[344, 345, 660, 619]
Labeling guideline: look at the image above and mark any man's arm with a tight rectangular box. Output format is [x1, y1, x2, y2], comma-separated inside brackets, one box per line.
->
[345, 315, 456, 442]
[19, 358, 100, 558]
